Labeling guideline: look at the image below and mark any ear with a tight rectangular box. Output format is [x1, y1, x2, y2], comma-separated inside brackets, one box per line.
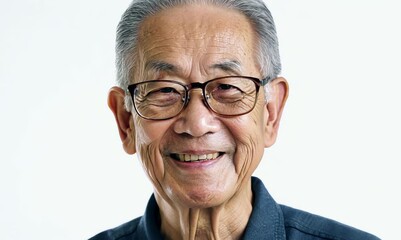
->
[108, 86, 136, 155]
[264, 77, 289, 147]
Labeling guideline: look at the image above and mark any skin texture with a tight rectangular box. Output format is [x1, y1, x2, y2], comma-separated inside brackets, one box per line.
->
[108, 4, 289, 240]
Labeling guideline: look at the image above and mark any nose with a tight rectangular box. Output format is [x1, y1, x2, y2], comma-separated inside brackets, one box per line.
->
[173, 89, 220, 137]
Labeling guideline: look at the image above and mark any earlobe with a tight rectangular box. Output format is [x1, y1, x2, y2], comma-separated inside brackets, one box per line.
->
[264, 77, 289, 147]
[108, 86, 136, 155]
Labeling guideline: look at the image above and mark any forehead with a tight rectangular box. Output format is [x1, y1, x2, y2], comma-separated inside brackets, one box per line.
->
[136, 4, 258, 75]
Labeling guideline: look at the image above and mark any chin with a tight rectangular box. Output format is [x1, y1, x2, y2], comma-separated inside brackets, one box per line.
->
[171, 183, 235, 209]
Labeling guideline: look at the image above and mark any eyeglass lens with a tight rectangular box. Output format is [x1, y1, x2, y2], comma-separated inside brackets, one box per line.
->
[132, 77, 259, 120]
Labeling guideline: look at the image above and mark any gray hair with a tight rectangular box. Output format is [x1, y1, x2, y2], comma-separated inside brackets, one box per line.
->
[116, 0, 281, 110]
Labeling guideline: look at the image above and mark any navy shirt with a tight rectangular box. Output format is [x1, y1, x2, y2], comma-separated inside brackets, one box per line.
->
[90, 177, 379, 239]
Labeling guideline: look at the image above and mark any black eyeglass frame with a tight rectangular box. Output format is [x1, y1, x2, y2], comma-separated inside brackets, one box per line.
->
[127, 76, 270, 120]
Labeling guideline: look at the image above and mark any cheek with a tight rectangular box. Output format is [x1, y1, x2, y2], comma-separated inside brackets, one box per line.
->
[134, 118, 172, 145]
[224, 105, 266, 177]
[227, 103, 266, 145]
[138, 141, 165, 186]
[134, 119, 173, 185]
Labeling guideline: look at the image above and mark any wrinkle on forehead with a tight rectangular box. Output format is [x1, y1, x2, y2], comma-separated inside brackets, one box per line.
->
[135, 4, 259, 80]
[140, 4, 251, 40]
[144, 59, 243, 78]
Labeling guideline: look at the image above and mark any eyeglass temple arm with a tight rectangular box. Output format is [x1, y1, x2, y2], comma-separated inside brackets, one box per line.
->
[260, 77, 271, 86]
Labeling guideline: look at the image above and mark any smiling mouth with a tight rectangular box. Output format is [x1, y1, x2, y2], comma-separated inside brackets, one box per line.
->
[170, 152, 223, 162]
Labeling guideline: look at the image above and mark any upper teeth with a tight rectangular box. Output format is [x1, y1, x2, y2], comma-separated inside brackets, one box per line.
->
[176, 153, 219, 162]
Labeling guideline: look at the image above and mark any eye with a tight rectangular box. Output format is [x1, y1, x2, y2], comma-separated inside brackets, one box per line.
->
[158, 87, 176, 93]
[214, 83, 243, 94]
[137, 85, 182, 108]
[146, 87, 181, 100]
[217, 84, 236, 90]
[209, 83, 244, 103]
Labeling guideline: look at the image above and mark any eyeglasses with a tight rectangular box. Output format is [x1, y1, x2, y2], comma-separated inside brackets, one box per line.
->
[127, 76, 269, 120]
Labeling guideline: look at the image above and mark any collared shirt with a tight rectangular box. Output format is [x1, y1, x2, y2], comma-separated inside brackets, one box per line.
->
[90, 177, 379, 240]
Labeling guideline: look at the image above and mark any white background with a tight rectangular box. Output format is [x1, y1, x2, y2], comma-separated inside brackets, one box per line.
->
[1, 0, 399, 239]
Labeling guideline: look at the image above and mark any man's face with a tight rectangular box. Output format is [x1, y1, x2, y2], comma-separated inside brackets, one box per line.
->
[129, 4, 273, 208]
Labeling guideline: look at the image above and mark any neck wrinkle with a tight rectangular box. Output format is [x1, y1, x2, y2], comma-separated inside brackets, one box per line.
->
[156, 179, 253, 240]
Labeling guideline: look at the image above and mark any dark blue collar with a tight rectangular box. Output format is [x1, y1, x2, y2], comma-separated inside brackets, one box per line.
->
[242, 177, 286, 239]
[139, 177, 286, 239]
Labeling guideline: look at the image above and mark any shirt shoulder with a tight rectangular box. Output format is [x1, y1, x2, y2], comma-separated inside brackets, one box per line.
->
[280, 205, 380, 240]
[89, 217, 142, 240]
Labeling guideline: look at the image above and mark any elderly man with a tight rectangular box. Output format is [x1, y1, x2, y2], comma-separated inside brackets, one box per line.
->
[91, 0, 379, 239]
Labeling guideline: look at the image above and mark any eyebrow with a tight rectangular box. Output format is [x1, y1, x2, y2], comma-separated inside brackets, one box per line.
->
[144, 59, 242, 76]
[210, 60, 242, 75]
[145, 60, 178, 73]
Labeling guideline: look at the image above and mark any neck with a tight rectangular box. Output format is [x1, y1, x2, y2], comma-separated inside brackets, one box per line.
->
[155, 179, 253, 240]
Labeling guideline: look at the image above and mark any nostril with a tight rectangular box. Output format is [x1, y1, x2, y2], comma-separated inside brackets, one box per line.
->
[172, 100, 220, 137]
